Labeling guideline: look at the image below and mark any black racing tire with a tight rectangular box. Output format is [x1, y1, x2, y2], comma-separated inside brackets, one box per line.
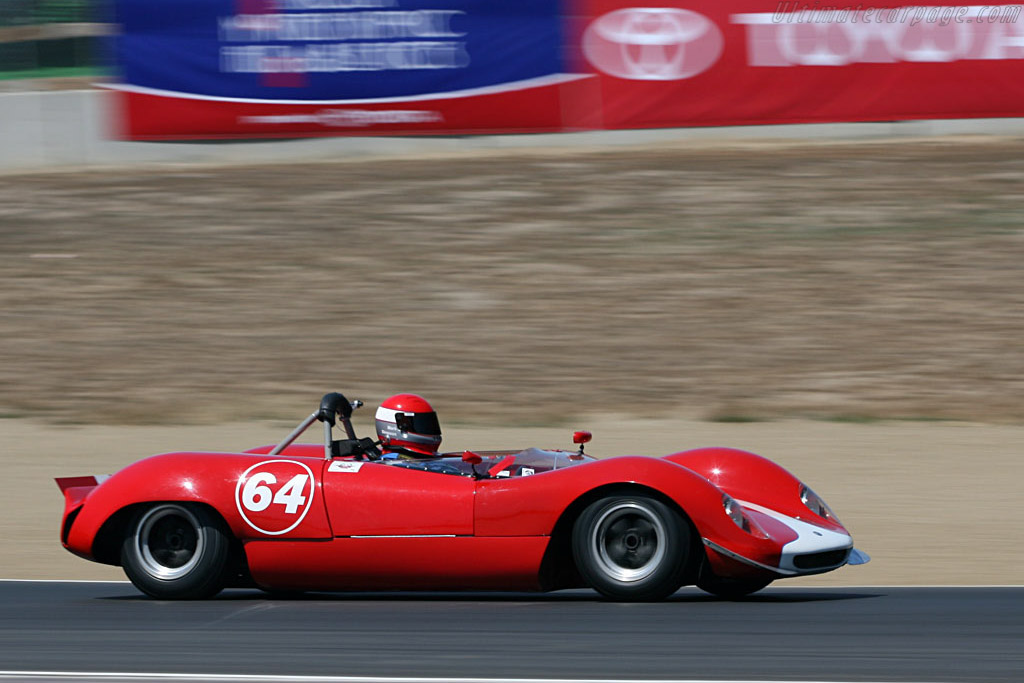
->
[697, 575, 773, 599]
[572, 493, 691, 601]
[121, 503, 231, 600]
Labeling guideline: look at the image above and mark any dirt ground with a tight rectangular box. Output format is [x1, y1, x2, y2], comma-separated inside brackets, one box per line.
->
[2, 136, 1024, 584]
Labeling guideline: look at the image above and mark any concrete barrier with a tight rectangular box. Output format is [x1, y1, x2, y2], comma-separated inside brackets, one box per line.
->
[3, 88, 1024, 174]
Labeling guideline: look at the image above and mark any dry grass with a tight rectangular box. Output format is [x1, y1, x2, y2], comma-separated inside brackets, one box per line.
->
[2, 138, 1024, 425]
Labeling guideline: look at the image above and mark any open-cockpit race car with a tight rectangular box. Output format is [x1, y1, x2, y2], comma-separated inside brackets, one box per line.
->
[57, 392, 869, 600]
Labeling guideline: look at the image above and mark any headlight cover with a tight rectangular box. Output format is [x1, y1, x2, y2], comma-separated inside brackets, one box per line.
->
[722, 494, 768, 538]
[800, 485, 840, 524]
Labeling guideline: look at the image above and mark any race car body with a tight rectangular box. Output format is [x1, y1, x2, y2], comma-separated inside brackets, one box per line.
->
[57, 392, 868, 600]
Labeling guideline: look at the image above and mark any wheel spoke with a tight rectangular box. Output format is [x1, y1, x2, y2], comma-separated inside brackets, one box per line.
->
[632, 518, 654, 536]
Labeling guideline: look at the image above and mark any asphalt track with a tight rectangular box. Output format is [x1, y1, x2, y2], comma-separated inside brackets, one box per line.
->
[0, 582, 1021, 682]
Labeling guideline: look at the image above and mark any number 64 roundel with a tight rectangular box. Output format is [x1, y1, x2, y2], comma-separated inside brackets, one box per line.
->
[235, 459, 315, 535]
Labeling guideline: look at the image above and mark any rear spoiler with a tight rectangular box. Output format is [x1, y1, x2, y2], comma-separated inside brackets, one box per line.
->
[55, 475, 110, 493]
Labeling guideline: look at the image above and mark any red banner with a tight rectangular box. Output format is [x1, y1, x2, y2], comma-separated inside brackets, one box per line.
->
[569, 1, 1024, 129]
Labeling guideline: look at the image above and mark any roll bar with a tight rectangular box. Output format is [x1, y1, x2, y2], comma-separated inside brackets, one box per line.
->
[269, 392, 363, 460]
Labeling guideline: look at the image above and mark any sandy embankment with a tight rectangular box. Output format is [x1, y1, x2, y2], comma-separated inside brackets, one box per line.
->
[6, 416, 1022, 586]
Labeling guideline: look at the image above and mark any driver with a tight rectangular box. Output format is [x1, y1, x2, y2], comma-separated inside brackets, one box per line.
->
[374, 393, 443, 459]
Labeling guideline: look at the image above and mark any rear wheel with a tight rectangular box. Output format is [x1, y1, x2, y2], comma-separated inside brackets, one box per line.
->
[697, 575, 772, 599]
[121, 503, 231, 599]
[572, 494, 691, 601]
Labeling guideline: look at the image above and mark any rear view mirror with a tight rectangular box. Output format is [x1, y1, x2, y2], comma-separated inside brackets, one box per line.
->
[573, 431, 592, 445]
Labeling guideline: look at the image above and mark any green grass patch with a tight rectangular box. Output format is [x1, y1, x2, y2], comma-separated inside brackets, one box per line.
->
[0, 65, 105, 81]
[707, 414, 768, 424]
[812, 414, 960, 424]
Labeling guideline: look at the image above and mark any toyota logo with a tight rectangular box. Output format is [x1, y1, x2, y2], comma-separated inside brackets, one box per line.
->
[582, 8, 724, 80]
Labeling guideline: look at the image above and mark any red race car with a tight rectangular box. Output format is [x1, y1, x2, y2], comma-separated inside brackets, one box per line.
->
[57, 392, 869, 600]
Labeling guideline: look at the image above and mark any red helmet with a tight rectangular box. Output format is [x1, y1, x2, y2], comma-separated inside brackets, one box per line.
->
[375, 394, 442, 456]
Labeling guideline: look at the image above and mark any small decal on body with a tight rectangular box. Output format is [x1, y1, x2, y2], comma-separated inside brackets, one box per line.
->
[328, 460, 364, 473]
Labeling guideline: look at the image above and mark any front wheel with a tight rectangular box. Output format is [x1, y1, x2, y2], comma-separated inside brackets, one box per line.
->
[121, 503, 231, 599]
[572, 494, 691, 601]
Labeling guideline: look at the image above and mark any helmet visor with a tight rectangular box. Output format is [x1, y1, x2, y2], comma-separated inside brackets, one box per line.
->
[395, 411, 441, 436]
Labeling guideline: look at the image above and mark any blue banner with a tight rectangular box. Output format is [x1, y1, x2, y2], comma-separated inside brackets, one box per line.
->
[115, 0, 567, 102]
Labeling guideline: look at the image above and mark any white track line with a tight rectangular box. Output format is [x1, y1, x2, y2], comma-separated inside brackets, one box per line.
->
[0, 675, 949, 683]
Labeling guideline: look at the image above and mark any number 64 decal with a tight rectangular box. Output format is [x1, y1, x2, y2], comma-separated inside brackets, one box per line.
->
[235, 459, 315, 535]
[241, 472, 308, 514]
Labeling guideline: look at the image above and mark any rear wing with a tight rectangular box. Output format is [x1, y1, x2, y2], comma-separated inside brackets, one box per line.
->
[55, 475, 109, 493]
